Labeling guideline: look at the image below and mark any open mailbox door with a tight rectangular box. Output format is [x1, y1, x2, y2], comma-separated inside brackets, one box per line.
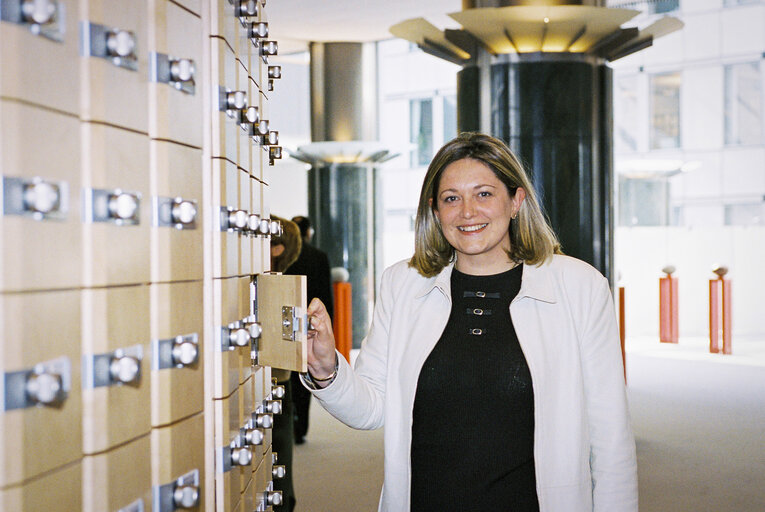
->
[252, 273, 307, 373]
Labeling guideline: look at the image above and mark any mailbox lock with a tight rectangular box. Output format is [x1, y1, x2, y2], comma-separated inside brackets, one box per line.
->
[247, 321, 262, 339]
[226, 90, 247, 111]
[109, 355, 140, 384]
[270, 384, 285, 399]
[172, 484, 199, 509]
[169, 58, 195, 83]
[244, 106, 260, 125]
[229, 327, 251, 348]
[23, 180, 60, 214]
[237, 0, 258, 18]
[106, 29, 136, 58]
[268, 66, 281, 80]
[273, 465, 286, 479]
[269, 219, 282, 237]
[171, 337, 198, 367]
[261, 40, 278, 57]
[254, 411, 273, 429]
[264, 399, 282, 415]
[230, 446, 252, 466]
[25, 370, 62, 405]
[227, 209, 248, 230]
[108, 192, 139, 221]
[171, 199, 197, 225]
[266, 130, 279, 146]
[21, 0, 56, 25]
[265, 490, 283, 507]
[243, 427, 265, 446]
[249, 21, 268, 40]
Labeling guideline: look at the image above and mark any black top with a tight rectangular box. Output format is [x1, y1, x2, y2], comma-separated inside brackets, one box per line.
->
[410, 265, 539, 512]
[285, 242, 334, 320]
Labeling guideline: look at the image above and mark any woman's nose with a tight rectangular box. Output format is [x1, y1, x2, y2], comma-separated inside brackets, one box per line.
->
[461, 197, 476, 218]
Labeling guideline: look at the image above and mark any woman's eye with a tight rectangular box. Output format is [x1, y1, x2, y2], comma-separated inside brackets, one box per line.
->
[441, 195, 458, 203]
[478, 191, 492, 198]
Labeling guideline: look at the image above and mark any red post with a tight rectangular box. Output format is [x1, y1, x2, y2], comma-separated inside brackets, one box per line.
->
[333, 281, 352, 363]
[709, 279, 720, 353]
[722, 278, 732, 355]
[709, 267, 732, 355]
[619, 286, 626, 383]
[659, 274, 678, 343]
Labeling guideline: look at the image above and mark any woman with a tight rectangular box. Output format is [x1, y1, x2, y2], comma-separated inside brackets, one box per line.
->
[303, 133, 637, 511]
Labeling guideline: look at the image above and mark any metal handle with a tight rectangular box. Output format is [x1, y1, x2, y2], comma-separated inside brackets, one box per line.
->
[272, 465, 286, 479]
[108, 192, 139, 221]
[237, 0, 258, 17]
[268, 65, 281, 80]
[23, 181, 60, 214]
[249, 21, 268, 39]
[171, 337, 199, 366]
[269, 219, 282, 237]
[172, 484, 199, 509]
[230, 446, 252, 466]
[265, 399, 282, 415]
[243, 427, 265, 446]
[229, 327, 251, 348]
[24, 370, 63, 405]
[247, 321, 263, 339]
[265, 490, 283, 506]
[171, 199, 197, 225]
[227, 209, 249, 230]
[109, 355, 141, 384]
[261, 40, 278, 56]
[226, 90, 247, 111]
[169, 58, 195, 83]
[270, 384, 285, 399]
[266, 130, 279, 146]
[106, 29, 136, 58]
[254, 412, 273, 429]
[21, 0, 56, 25]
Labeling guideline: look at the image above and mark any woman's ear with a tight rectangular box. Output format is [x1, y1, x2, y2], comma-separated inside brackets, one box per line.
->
[513, 187, 526, 213]
[270, 244, 285, 258]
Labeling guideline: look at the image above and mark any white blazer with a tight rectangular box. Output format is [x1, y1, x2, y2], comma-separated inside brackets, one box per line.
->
[308, 254, 638, 511]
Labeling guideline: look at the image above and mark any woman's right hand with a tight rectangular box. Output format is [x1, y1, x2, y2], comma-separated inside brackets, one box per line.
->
[306, 297, 337, 382]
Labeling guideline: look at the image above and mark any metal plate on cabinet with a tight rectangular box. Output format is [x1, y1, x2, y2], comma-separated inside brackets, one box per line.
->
[0, 0, 80, 114]
[213, 159, 241, 279]
[0, 290, 82, 486]
[0, 101, 82, 291]
[83, 434, 151, 512]
[150, 281, 204, 427]
[253, 274, 308, 372]
[150, 414, 205, 511]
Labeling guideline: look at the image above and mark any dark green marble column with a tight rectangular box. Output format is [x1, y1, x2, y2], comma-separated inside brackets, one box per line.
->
[308, 163, 378, 347]
[474, 55, 613, 281]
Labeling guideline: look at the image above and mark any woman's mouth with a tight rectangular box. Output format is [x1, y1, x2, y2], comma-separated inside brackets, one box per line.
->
[458, 223, 488, 232]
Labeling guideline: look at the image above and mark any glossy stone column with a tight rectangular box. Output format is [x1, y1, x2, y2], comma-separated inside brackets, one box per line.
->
[460, 54, 613, 282]
[308, 163, 379, 347]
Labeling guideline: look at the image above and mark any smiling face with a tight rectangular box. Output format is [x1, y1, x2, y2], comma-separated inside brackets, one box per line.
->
[432, 158, 525, 275]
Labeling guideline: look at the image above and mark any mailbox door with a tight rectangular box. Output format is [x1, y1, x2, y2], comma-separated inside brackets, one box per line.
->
[254, 274, 307, 373]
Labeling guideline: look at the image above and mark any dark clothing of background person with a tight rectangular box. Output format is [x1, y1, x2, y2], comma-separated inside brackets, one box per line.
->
[286, 242, 334, 443]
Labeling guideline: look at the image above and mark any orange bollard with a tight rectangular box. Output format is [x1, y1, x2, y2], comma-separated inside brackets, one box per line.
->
[618, 286, 626, 383]
[709, 267, 732, 355]
[333, 281, 352, 363]
[659, 268, 678, 344]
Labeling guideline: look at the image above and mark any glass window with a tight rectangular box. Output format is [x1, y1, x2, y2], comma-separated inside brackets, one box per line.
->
[650, 72, 681, 150]
[443, 95, 457, 143]
[606, 1, 679, 13]
[724, 62, 762, 146]
[618, 175, 670, 226]
[724, 0, 760, 6]
[725, 203, 764, 226]
[409, 98, 433, 167]
[614, 75, 639, 153]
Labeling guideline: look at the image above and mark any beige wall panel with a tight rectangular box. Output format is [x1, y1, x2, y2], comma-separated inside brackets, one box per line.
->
[213, 277, 245, 398]
[237, 59, 252, 172]
[148, 0, 203, 147]
[0, 0, 80, 114]
[150, 280, 204, 427]
[211, 38, 240, 162]
[213, 159, 240, 279]
[214, 388, 243, 512]
[254, 274, 308, 373]
[151, 413, 205, 509]
[82, 434, 151, 512]
[252, 457, 267, 512]
[81, 285, 151, 454]
[172, 0, 201, 16]
[242, 473, 254, 512]
[0, 101, 82, 291]
[0, 460, 82, 511]
[150, 141, 203, 282]
[81, 123, 150, 287]
[0, 290, 82, 486]
[251, 179, 265, 274]
[210, 0, 236, 48]
[238, 169, 252, 276]
[79, 0, 149, 131]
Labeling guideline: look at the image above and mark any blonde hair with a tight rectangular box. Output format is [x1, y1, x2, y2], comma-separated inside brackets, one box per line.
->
[270, 216, 302, 272]
[409, 132, 561, 277]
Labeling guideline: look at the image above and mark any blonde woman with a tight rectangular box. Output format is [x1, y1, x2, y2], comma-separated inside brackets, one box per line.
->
[303, 133, 637, 512]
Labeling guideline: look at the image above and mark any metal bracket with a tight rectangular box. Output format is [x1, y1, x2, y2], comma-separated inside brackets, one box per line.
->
[281, 305, 305, 342]
[152, 333, 199, 370]
[152, 468, 199, 512]
[0, 0, 65, 42]
[117, 498, 145, 512]
[83, 187, 141, 226]
[80, 20, 138, 71]
[2, 176, 68, 221]
[82, 344, 143, 389]
[1, 356, 71, 411]
[150, 52, 196, 95]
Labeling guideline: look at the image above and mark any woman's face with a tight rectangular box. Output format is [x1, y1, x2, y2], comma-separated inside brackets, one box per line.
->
[432, 158, 524, 274]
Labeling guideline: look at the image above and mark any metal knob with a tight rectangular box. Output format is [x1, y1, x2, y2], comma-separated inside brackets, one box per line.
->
[266, 130, 279, 146]
[266, 490, 283, 507]
[272, 465, 286, 479]
[230, 446, 252, 466]
[172, 484, 199, 509]
[269, 219, 282, 237]
[256, 218, 271, 237]
[171, 199, 197, 225]
[268, 66, 281, 79]
[228, 209, 248, 230]
[244, 106, 260, 124]
[247, 213, 262, 233]
[21, 0, 56, 25]
[270, 384, 285, 399]
[255, 119, 269, 136]
[23, 181, 59, 214]
[254, 412, 273, 429]
[169, 59, 195, 83]
[226, 90, 247, 111]
[249, 21, 268, 39]
[105, 30, 136, 58]
[247, 322, 263, 339]
[237, 0, 258, 17]
[109, 355, 140, 384]
[171, 337, 198, 366]
[229, 327, 251, 348]
[269, 146, 283, 161]
[108, 192, 139, 221]
[265, 399, 282, 415]
[25, 370, 62, 405]
[243, 427, 265, 446]
[261, 40, 278, 56]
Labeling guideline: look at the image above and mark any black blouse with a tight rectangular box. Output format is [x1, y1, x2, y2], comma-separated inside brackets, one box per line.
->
[410, 265, 539, 511]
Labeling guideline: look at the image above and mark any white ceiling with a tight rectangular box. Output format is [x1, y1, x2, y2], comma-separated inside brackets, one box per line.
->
[266, 0, 463, 54]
